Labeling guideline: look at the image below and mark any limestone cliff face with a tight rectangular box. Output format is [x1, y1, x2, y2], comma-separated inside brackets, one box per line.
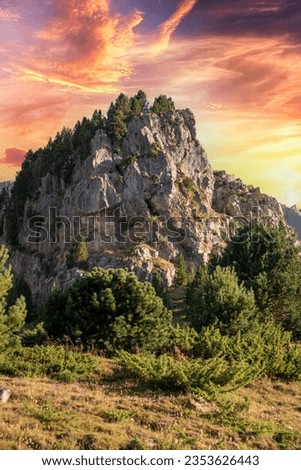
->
[0, 109, 295, 305]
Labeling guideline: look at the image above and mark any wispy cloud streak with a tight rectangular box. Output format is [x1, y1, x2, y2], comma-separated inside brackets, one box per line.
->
[151, 0, 198, 54]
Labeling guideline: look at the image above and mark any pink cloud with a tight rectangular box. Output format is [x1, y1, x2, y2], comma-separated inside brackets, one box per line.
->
[0, 8, 19, 22]
[1, 147, 26, 167]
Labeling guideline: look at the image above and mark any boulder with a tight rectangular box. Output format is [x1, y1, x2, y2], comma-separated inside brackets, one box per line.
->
[0, 389, 11, 404]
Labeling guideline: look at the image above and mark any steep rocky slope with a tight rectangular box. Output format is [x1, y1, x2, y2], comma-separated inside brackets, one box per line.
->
[0, 108, 295, 305]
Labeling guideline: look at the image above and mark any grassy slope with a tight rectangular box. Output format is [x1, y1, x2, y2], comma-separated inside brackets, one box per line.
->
[1, 359, 301, 450]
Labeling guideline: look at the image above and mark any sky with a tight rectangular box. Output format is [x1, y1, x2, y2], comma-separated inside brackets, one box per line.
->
[1, 0, 301, 207]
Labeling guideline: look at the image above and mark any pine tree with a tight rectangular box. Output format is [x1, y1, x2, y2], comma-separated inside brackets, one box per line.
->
[152, 95, 175, 115]
[175, 255, 188, 286]
[187, 265, 257, 334]
[66, 239, 89, 269]
[129, 90, 147, 117]
[214, 222, 301, 336]
[73, 111, 104, 159]
[106, 93, 131, 142]
[152, 272, 165, 298]
[0, 245, 26, 351]
[152, 272, 169, 306]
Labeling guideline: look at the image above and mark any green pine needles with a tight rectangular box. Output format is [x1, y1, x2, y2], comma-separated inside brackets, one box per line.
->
[43, 267, 172, 353]
[118, 319, 301, 396]
[216, 222, 301, 336]
[187, 265, 257, 333]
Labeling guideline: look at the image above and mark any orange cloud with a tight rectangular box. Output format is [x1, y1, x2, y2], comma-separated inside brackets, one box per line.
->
[6, 0, 199, 95]
[1, 148, 26, 167]
[151, 0, 198, 54]
[20, 0, 143, 92]
[130, 34, 301, 122]
[0, 75, 71, 172]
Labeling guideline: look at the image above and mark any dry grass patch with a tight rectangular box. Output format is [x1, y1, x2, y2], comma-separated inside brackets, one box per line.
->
[1, 363, 301, 450]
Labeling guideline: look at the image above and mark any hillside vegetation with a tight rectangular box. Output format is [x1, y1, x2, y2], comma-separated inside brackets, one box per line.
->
[1, 220, 301, 449]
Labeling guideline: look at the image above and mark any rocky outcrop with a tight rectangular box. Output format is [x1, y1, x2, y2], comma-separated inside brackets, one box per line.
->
[0, 181, 13, 194]
[212, 171, 284, 222]
[0, 109, 297, 305]
[2, 110, 215, 304]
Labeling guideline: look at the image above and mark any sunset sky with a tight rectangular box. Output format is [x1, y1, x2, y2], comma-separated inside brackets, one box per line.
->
[1, 0, 301, 207]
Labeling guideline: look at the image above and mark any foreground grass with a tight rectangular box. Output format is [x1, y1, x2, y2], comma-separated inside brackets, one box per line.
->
[1, 359, 301, 450]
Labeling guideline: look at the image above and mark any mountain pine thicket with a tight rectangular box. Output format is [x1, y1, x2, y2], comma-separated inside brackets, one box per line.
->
[186, 265, 258, 334]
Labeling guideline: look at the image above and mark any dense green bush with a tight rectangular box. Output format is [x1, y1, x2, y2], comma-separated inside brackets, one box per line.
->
[43, 268, 173, 353]
[187, 265, 257, 333]
[0, 345, 100, 382]
[169, 324, 198, 356]
[118, 351, 260, 396]
[21, 322, 48, 347]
